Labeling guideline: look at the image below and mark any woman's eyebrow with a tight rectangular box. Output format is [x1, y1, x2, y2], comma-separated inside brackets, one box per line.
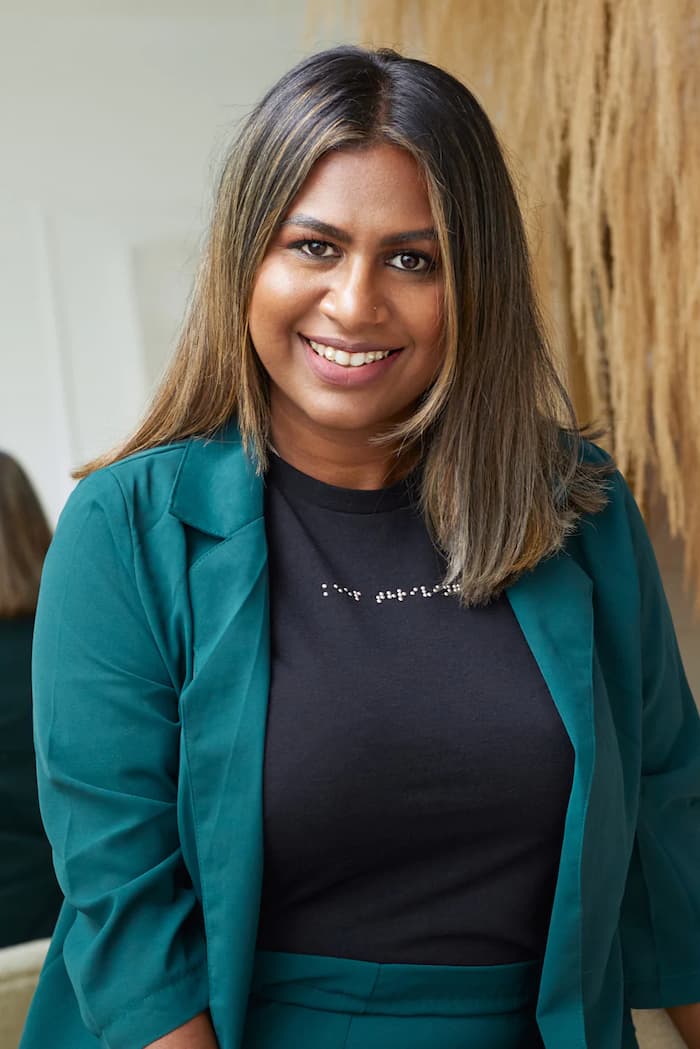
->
[281, 213, 437, 246]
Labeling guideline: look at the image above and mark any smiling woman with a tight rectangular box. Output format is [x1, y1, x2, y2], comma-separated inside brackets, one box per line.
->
[20, 45, 700, 1049]
[249, 144, 444, 485]
[74, 44, 614, 604]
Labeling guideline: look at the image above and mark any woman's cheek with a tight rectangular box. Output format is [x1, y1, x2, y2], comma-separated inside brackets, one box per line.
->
[266, 256, 315, 300]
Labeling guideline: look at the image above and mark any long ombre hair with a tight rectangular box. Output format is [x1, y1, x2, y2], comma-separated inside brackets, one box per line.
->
[77, 45, 615, 605]
[0, 453, 52, 618]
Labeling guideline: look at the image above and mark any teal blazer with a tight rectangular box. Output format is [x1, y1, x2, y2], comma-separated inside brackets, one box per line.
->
[21, 424, 700, 1049]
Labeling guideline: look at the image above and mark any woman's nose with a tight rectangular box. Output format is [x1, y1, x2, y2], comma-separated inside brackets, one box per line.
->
[321, 259, 388, 328]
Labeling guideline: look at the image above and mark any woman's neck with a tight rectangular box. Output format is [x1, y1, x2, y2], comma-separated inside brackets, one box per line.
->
[269, 417, 416, 490]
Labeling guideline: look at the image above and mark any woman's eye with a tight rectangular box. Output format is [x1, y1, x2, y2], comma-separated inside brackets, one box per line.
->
[298, 240, 336, 258]
[388, 252, 433, 273]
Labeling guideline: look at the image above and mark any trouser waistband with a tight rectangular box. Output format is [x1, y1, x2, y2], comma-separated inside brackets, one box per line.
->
[249, 950, 542, 1018]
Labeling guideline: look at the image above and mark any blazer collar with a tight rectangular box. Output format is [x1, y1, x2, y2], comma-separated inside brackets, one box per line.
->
[168, 419, 263, 537]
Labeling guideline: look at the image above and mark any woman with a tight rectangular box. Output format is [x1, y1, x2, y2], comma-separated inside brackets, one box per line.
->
[0, 452, 62, 947]
[20, 46, 700, 1049]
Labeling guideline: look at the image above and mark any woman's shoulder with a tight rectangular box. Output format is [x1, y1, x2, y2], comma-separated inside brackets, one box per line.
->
[577, 436, 614, 467]
[556, 426, 615, 467]
[566, 435, 659, 586]
[60, 424, 258, 543]
[63, 438, 194, 536]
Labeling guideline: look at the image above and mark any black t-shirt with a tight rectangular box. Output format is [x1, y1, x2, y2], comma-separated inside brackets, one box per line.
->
[256, 454, 574, 965]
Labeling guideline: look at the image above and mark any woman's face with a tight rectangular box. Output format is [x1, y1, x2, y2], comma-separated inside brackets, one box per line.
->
[248, 143, 444, 456]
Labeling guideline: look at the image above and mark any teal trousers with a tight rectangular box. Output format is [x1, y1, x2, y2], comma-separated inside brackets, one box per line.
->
[243, 950, 545, 1048]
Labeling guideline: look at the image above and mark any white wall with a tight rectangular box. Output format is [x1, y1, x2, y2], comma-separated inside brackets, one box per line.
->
[0, 1, 345, 519]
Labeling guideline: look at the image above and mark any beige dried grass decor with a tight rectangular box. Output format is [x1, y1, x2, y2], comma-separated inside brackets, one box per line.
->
[309, 0, 700, 609]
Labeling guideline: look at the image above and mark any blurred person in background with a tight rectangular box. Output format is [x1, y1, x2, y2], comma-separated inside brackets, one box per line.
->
[0, 451, 62, 947]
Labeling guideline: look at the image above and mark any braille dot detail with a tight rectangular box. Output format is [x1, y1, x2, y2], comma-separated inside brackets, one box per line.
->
[323, 581, 459, 604]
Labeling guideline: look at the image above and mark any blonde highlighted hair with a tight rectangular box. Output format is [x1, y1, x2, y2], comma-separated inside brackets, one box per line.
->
[78, 46, 615, 605]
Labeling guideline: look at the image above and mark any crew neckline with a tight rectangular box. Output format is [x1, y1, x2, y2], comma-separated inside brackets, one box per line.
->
[265, 454, 419, 514]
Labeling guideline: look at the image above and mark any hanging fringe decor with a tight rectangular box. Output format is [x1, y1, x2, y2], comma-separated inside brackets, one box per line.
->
[309, 0, 700, 609]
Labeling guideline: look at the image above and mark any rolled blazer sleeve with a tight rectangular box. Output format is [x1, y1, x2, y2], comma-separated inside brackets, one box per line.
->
[32, 470, 209, 1048]
[617, 474, 700, 1008]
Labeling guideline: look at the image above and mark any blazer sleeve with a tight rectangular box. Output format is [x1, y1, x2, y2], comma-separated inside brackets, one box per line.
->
[617, 474, 700, 1009]
[32, 469, 209, 1049]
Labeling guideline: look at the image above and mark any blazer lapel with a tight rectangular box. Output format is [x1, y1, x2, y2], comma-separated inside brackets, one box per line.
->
[170, 428, 270, 1049]
[507, 551, 595, 1049]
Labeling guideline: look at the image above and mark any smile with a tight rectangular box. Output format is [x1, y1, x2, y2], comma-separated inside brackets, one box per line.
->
[305, 337, 400, 368]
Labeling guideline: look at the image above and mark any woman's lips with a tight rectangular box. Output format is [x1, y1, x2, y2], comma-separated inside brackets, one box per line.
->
[299, 334, 404, 387]
[301, 333, 402, 354]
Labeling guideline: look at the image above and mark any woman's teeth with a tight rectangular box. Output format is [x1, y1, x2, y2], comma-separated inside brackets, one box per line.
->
[307, 338, 394, 367]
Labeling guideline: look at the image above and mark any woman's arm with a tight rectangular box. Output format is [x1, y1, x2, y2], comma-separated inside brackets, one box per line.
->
[32, 472, 209, 1045]
[666, 1002, 700, 1049]
[612, 473, 700, 1014]
[147, 1011, 219, 1049]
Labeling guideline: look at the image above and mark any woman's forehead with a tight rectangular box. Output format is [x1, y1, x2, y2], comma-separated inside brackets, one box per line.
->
[285, 144, 435, 239]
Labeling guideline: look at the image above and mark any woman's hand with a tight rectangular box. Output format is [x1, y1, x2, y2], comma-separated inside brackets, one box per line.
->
[146, 1011, 219, 1049]
[666, 1002, 700, 1049]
